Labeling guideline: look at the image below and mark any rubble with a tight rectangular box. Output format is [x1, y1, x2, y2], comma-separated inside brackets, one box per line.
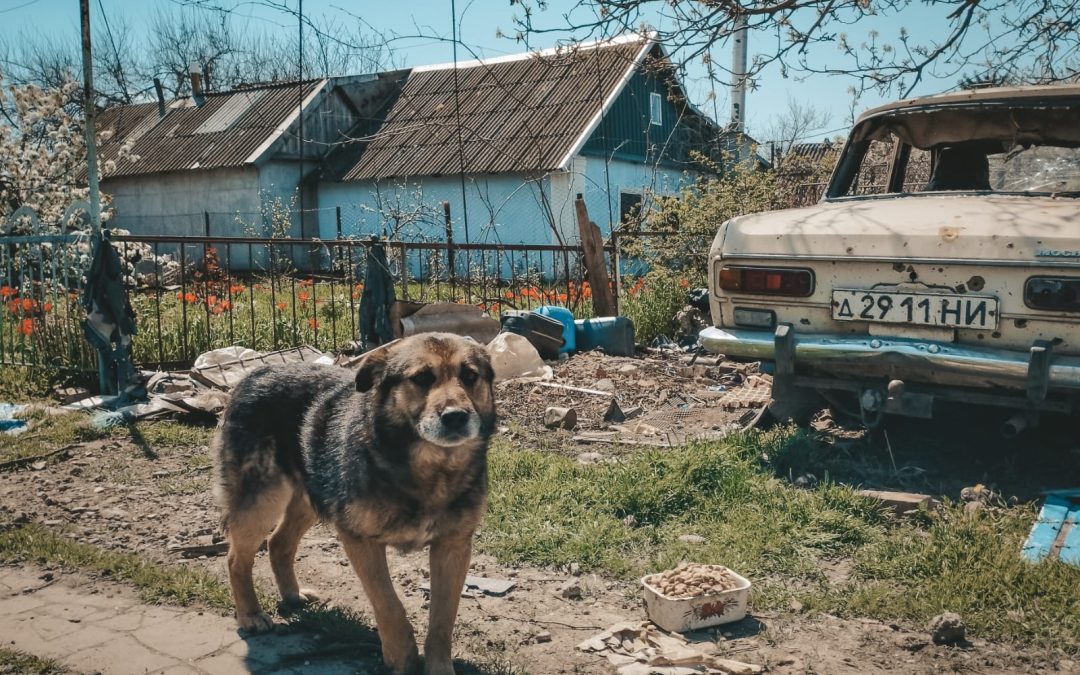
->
[560, 582, 585, 600]
[498, 350, 770, 446]
[928, 613, 967, 645]
[577, 621, 763, 675]
[857, 490, 940, 516]
[544, 407, 578, 430]
[419, 575, 517, 598]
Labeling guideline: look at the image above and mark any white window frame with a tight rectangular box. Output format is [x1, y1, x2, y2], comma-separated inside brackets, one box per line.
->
[649, 92, 663, 126]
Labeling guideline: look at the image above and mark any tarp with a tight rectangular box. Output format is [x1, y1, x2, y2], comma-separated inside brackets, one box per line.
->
[81, 231, 141, 397]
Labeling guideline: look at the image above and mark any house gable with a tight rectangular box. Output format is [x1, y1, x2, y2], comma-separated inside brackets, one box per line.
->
[579, 65, 689, 168]
[577, 44, 727, 173]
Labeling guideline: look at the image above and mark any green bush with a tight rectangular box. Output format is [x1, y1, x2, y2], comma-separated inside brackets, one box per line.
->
[619, 271, 689, 345]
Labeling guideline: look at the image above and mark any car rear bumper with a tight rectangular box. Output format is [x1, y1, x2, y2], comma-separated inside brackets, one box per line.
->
[699, 325, 1080, 393]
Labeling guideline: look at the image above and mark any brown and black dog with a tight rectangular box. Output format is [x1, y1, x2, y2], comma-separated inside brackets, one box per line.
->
[213, 333, 496, 675]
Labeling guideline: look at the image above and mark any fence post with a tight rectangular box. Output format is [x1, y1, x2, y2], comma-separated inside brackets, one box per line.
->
[443, 201, 456, 292]
[612, 231, 622, 315]
[574, 194, 616, 317]
[203, 211, 211, 267]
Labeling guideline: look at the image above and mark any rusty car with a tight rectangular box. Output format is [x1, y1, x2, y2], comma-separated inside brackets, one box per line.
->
[701, 85, 1080, 433]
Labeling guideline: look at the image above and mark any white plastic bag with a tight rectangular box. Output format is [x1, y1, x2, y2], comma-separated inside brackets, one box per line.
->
[487, 333, 553, 383]
[192, 345, 262, 370]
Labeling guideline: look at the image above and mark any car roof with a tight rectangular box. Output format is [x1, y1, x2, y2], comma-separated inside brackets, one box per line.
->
[855, 84, 1080, 124]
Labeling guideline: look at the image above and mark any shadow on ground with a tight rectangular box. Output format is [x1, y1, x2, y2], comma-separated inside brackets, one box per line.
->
[238, 605, 515, 675]
[767, 402, 1080, 501]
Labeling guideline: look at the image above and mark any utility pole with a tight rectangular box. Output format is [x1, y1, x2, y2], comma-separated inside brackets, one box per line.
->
[730, 14, 748, 133]
[79, 0, 101, 233]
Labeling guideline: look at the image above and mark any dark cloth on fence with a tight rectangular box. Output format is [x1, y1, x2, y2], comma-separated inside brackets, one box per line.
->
[81, 231, 141, 397]
[359, 239, 396, 350]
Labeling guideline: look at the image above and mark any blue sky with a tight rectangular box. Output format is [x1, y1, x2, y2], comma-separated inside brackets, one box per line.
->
[0, 0, 964, 143]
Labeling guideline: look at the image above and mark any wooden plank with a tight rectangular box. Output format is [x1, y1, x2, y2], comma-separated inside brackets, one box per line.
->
[574, 194, 616, 317]
[1021, 496, 1070, 563]
[1058, 504, 1080, 566]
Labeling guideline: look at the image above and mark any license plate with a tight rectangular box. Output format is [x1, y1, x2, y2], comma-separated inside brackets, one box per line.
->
[832, 289, 998, 329]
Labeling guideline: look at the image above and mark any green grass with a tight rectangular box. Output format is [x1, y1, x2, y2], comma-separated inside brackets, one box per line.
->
[0, 411, 213, 465]
[479, 428, 1080, 653]
[0, 523, 234, 609]
[0, 648, 65, 674]
[0, 411, 109, 463]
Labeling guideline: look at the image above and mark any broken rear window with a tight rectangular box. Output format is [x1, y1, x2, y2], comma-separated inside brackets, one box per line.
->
[828, 100, 1080, 198]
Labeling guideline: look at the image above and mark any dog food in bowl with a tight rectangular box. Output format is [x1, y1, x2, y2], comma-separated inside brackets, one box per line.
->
[648, 563, 739, 598]
[641, 563, 751, 632]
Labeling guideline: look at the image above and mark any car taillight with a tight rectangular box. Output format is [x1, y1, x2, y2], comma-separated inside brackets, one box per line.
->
[1025, 276, 1080, 311]
[717, 266, 814, 297]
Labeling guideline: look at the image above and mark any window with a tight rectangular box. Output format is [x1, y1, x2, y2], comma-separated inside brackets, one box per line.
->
[620, 192, 643, 224]
[649, 92, 662, 126]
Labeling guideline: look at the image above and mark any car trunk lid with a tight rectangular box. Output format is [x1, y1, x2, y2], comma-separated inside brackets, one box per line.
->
[720, 195, 1079, 262]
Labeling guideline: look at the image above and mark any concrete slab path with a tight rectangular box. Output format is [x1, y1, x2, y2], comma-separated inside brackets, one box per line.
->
[0, 566, 374, 674]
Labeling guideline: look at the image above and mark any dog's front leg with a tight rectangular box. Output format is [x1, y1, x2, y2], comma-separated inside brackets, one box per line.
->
[338, 531, 419, 674]
[424, 530, 473, 675]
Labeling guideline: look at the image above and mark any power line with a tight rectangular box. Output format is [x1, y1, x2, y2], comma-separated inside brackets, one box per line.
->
[450, 0, 470, 246]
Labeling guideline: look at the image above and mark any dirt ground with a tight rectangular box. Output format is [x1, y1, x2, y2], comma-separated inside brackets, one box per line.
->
[0, 431, 1075, 672]
[1, 348, 1078, 674]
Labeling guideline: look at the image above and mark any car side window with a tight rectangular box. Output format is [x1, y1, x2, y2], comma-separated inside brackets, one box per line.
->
[848, 139, 893, 196]
[901, 148, 931, 192]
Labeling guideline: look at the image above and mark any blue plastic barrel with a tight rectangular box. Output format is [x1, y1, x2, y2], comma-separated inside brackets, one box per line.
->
[534, 306, 576, 354]
[574, 317, 635, 356]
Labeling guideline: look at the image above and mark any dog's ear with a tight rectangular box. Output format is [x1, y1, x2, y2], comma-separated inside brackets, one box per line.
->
[355, 347, 390, 392]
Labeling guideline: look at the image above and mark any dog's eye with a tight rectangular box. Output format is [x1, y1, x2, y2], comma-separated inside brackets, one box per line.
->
[410, 370, 435, 387]
[460, 367, 478, 386]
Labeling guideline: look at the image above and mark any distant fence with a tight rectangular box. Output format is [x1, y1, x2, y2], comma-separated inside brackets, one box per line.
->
[3, 231, 685, 373]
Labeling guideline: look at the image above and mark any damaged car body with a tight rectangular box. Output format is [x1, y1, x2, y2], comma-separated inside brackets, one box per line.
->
[701, 85, 1080, 432]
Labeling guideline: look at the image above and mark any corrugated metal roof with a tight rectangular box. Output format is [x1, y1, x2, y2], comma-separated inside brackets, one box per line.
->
[97, 80, 322, 178]
[334, 37, 649, 181]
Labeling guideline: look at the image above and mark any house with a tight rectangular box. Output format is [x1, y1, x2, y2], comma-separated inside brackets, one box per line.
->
[96, 34, 744, 255]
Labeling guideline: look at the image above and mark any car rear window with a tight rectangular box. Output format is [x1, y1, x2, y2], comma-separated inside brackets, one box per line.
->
[829, 101, 1080, 198]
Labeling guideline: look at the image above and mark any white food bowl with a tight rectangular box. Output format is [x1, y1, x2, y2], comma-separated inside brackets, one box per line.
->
[641, 565, 751, 633]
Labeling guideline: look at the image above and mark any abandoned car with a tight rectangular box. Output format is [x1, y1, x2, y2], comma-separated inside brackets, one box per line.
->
[701, 85, 1080, 432]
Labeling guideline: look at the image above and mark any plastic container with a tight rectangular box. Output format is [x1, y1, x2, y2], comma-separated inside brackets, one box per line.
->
[534, 306, 576, 354]
[500, 310, 565, 360]
[574, 316, 635, 357]
[641, 565, 751, 633]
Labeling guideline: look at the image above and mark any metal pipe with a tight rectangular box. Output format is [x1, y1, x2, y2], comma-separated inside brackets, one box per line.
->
[1000, 414, 1029, 439]
[79, 0, 101, 234]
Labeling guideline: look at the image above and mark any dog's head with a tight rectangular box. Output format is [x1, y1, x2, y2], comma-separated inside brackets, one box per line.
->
[355, 333, 496, 447]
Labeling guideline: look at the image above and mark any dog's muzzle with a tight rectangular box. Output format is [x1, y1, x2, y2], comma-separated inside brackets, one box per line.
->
[419, 406, 481, 446]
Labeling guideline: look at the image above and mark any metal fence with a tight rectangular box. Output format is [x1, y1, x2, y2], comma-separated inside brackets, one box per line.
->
[2, 232, 618, 372]
[1, 232, 99, 372]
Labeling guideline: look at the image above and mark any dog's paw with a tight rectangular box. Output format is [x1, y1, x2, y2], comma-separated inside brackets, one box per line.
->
[296, 588, 321, 603]
[382, 637, 420, 675]
[281, 588, 321, 608]
[423, 657, 456, 675]
[237, 610, 275, 634]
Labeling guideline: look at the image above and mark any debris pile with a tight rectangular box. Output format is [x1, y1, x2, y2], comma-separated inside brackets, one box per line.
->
[497, 350, 771, 446]
[577, 621, 763, 675]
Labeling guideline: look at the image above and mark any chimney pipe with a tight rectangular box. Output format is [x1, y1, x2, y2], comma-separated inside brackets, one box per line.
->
[189, 62, 205, 108]
[153, 77, 166, 119]
[730, 15, 748, 132]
